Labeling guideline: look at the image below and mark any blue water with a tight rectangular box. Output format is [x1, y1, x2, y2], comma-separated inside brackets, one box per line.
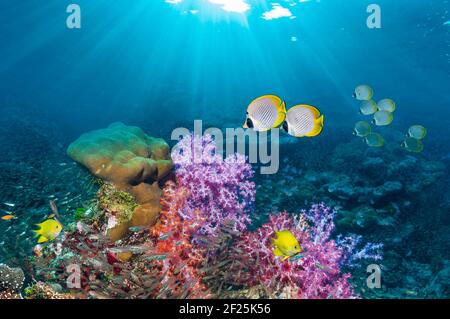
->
[0, 0, 449, 298]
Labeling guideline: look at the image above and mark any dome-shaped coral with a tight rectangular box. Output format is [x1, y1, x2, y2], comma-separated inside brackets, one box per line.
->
[67, 122, 173, 240]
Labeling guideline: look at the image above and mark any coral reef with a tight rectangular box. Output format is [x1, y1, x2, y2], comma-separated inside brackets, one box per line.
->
[27, 134, 255, 299]
[229, 204, 382, 299]
[24, 282, 76, 299]
[96, 182, 157, 242]
[0, 263, 25, 299]
[26, 133, 386, 300]
[29, 181, 211, 299]
[256, 133, 448, 298]
[171, 134, 255, 238]
[67, 122, 173, 240]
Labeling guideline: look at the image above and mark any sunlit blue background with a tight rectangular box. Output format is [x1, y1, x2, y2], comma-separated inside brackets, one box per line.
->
[1, 0, 449, 142]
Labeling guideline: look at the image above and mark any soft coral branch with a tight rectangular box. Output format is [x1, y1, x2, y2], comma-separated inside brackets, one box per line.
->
[230, 204, 383, 299]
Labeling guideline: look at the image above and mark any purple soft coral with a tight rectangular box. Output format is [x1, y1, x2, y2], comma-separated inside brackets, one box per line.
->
[336, 234, 384, 267]
[171, 134, 255, 237]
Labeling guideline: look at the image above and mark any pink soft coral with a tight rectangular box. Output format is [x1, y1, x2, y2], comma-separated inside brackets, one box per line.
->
[231, 204, 382, 299]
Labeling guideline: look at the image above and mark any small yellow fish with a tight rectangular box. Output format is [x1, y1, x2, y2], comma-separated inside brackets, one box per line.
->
[272, 230, 302, 261]
[243, 95, 287, 132]
[1, 215, 17, 221]
[33, 218, 63, 243]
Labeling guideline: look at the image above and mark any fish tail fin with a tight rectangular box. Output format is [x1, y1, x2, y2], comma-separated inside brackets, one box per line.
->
[280, 100, 287, 114]
[32, 229, 41, 238]
[306, 116, 324, 137]
[389, 112, 394, 123]
[318, 114, 324, 127]
[273, 111, 287, 128]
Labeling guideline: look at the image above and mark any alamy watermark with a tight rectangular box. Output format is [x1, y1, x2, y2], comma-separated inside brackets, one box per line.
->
[66, 263, 81, 289]
[66, 4, 81, 29]
[367, 4, 382, 29]
[366, 264, 382, 289]
[65, 4, 382, 30]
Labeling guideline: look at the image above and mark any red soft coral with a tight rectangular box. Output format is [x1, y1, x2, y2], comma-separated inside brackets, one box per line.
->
[150, 181, 210, 298]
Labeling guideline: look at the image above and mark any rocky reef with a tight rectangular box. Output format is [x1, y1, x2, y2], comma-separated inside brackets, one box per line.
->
[67, 122, 173, 241]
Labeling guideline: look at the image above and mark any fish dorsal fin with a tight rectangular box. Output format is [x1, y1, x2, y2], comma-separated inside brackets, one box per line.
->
[297, 104, 321, 118]
[258, 95, 283, 106]
[274, 110, 287, 128]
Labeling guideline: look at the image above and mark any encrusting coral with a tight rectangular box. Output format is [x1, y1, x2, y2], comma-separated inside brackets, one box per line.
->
[0, 263, 25, 299]
[67, 122, 173, 240]
[24, 282, 75, 299]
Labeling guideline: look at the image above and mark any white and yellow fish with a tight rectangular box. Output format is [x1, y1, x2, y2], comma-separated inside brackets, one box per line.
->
[353, 85, 374, 101]
[377, 99, 396, 113]
[282, 104, 324, 138]
[401, 137, 424, 153]
[373, 110, 394, 126]
[359, 100, 378, 115]
[407, 125, 427, 140]
[353, 121, 372, 137]
[243, 95, 286, 132]
[365, 133, 385, 147]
